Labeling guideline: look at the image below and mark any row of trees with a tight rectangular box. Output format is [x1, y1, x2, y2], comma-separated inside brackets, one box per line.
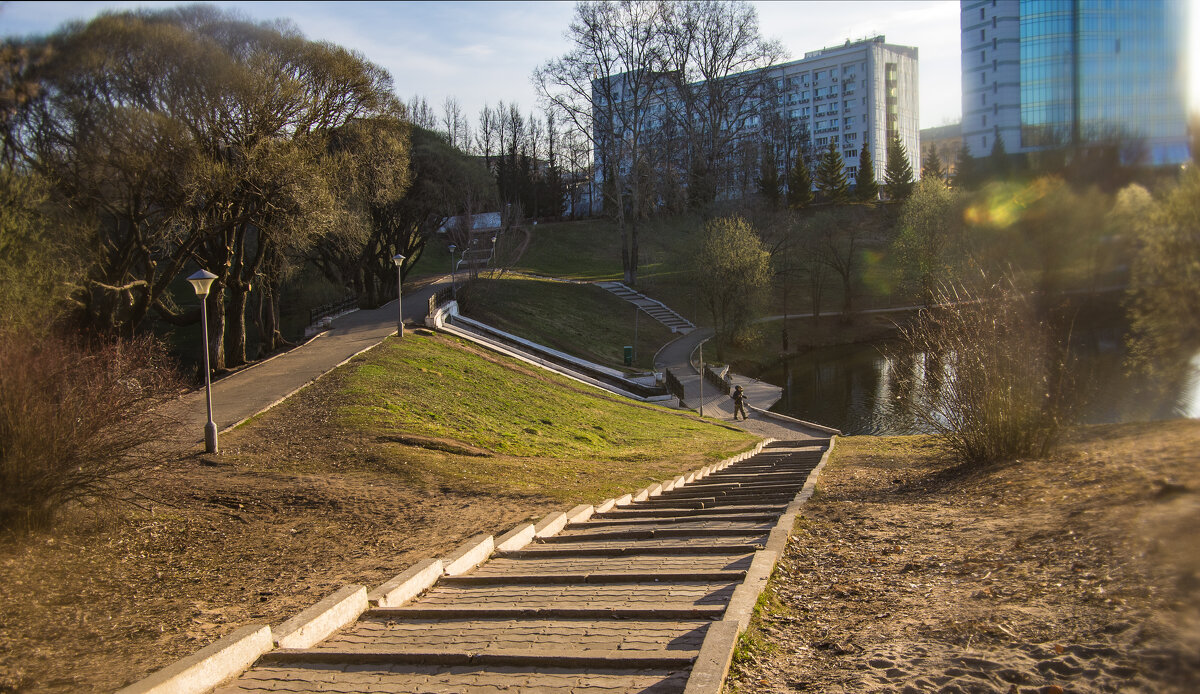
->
[1, 7, 495, 368]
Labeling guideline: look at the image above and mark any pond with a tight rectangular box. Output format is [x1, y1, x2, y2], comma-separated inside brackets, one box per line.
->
[759, 318, 1200, 435]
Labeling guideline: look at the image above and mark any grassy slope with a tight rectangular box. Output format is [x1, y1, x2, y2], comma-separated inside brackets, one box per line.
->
[461, 276, 675, 371]
[235, 330, 756, 502]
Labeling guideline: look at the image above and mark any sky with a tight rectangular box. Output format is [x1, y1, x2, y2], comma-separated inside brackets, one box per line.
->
[1, 1, 1196, 132]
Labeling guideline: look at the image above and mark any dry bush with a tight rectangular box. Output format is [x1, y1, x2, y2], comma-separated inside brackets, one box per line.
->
[888, 281, 1074, 466]
[0, 332, 180, 531]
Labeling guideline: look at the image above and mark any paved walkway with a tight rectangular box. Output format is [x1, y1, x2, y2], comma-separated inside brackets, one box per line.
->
[214, 440, 830, 694]
[653, 328, 833, 439]
[163, 278, 448, 451]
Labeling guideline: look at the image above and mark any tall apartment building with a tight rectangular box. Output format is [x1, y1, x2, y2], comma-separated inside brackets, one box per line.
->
[593, 36, 919, 202]
[962, 0, 1189, 165]
[766, 37, 920, 190]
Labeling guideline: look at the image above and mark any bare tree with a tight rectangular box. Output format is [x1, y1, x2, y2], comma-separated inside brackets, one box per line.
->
[660, 0, 785, 209]
[477, 104, 496, 172]
[442, 96, 467, 149]
[534, 0, 667, 284]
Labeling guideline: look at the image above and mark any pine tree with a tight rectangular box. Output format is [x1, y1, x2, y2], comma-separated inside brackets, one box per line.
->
[990, 132, 1011, 179]
[922, 145, 946, 182]
[953, 143, 976, 188]
[885, 133, 915, 201]
[814, 141, 849, 203]
[854, 140, 878, 201]
[786, 150, 813, 209]
[756, 148, 783, 208]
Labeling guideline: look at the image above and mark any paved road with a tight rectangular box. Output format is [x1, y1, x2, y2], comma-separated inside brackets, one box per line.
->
[164, 278, 448, 452]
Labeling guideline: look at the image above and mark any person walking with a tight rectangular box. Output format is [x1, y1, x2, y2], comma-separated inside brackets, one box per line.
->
[731, 384, 748, 421]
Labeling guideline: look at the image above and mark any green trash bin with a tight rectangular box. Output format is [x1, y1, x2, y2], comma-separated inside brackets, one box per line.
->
[623, 345, 633, 366]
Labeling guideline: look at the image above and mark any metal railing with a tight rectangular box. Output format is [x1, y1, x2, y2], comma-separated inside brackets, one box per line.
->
[309, 294, 357, 326]
[704, 364, 732, 395]
[428, 286, 454, 315]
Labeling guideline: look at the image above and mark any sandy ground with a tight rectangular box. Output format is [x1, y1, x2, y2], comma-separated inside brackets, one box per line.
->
[726, 419, 1200, 693]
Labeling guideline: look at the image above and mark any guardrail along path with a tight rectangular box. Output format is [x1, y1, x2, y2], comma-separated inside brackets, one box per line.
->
[214, 440, 827, 694]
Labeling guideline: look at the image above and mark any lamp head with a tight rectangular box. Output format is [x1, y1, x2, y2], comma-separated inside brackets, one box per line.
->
[187, 269, 218, 298]
[392, 254, 406, 268]
[449, 244, 456, 253]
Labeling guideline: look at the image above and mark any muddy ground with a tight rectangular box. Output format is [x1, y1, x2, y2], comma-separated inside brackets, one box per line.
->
[727, 419, 1200, 693]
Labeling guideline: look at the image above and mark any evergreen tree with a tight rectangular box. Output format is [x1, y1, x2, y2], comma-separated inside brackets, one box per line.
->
[885, 133, 915, 201]
[814, 141, 849, 203]
[953, 143, 977, 188]
[756, 148, 783, 208]
[786, 149, 813, 209]
[990, 132, 1011, 179]
[922, 145, 946, 182]
[854, 140, 878, 201]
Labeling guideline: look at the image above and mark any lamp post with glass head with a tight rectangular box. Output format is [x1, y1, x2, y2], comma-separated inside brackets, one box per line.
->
[392, 254, 406, 337]
[490, 235, 497, 267]
[448, 244, 457, 300]
[187, 269, 219, 454]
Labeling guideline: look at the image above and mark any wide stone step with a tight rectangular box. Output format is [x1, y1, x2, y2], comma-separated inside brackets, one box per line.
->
[215, 663, 689, 694]
[439, 571, 746, 585]
[469, 553, 755, 577]
[503, 542, 763, 558]
[596, 504, 786, 519]
[262, 647, 698, 669]
[542, 527, 771, 542]
[582, 513, 780, 527]
[406, 580, 737, 610]
[316, 617, 711, 653]
[370, 605, 727, 620]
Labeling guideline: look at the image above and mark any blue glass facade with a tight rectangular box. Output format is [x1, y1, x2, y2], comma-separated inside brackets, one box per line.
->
[1018, 0, 1188, 164]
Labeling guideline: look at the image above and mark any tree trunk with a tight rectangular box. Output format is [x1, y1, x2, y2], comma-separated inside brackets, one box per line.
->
[227, 284, 248, 367]
[209, 283, 226, 372]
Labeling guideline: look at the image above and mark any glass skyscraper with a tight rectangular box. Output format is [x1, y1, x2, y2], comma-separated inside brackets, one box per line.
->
[962, 0, 1189, 165]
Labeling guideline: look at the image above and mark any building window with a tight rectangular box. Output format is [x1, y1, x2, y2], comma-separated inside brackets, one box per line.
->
[981, 72, 986, 85]
[980, 7, 985, 19]
[983, 135, 988, 149]
[980, 29, 985, 41]
[980, 50, 986, 64]
[982, 94, 986, 106]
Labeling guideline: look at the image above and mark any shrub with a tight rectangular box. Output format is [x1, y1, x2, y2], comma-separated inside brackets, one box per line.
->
[887, 280, 1073, 466]
[0, 332, 179, 531]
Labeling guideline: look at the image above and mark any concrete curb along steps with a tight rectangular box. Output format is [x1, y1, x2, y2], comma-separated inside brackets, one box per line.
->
[683, 436, 838, 694]
[114, 439, 782, 693]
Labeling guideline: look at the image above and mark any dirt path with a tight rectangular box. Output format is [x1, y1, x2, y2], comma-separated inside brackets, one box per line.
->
[726, 420, 1200, 693]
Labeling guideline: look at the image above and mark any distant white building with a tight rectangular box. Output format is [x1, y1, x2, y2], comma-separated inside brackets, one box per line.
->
[592, 35, 920, 201]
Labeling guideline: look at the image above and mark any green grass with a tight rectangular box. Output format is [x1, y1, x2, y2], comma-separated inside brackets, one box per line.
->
[325, 331, 756, 501]
[460, 276, 675, 371]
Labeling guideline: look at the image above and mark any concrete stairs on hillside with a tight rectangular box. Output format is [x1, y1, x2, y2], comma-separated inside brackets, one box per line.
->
[596, 281, 695, 334]
[213, 441, 827, 694]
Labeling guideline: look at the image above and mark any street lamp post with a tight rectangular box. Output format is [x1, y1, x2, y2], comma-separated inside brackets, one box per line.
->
[392, 254, 406, 338]
[187, 269, 219, 454]
[490, 235, 497, 268]
[448, 244, 457, 300]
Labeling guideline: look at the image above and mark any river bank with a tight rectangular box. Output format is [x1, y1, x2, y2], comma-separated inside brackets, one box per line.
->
[726, 418, 1200, 693]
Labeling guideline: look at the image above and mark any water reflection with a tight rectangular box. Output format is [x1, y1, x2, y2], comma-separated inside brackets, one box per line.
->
[763, 322, 1200, 435]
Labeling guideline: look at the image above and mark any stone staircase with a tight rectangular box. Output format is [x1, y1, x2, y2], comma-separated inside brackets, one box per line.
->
[596, 281, 695, 334]
[212, 441, 827, 694]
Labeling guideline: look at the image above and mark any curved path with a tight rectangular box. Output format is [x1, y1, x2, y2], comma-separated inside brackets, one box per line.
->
[163, 278, 449, 451]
